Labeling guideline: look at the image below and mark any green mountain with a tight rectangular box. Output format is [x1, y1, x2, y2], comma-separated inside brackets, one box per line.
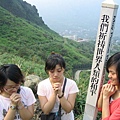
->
[0, 0, 48, 28]
[0, 0, 94, 78]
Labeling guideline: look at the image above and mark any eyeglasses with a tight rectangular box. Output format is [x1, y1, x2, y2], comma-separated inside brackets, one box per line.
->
[4, 84, 20, 91]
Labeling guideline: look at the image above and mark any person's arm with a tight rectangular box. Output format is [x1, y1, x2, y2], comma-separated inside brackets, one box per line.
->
[18, 87, 36, 120]
[97, 83, 111, 111]
[97, 90, 103, 110]
[102, 84, 116, 119]
[57, 80, 78, 113]
[58, 92, 77, 113]
[3, 93, 20, 120]
[38, 92, 56, 114]
[9, 88, 35, 120]
[97, 85, 106, 110]
[37, 81, 57, 114]
[102, 96, 110, 119]
[17, 101, 34, 120]
[4, 102, 34, 120]
[3, 104, 17, 120]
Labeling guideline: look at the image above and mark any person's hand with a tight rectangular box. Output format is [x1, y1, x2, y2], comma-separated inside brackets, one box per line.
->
[102, 84, 117, 98]
[101, 84, 106, 93]
[10, 93, 21, 106]
[52, 82, 61, 95]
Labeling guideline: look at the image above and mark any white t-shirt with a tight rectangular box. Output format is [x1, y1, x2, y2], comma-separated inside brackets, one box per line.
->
[0, 86, 36, 120]
[37, 78, 79, 120]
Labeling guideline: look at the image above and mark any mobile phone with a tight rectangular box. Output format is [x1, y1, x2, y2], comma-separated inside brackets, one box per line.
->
[17, 88, 21, 94]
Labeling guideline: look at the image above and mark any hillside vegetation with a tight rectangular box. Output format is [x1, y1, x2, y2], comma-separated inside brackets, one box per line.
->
[0, 3, 94, 78]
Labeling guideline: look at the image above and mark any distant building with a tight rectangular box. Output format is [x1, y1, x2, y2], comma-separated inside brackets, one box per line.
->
[63, 35, 77, 41]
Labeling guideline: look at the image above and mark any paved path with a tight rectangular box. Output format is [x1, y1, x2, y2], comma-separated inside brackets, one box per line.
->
[74, 70, 91, 82]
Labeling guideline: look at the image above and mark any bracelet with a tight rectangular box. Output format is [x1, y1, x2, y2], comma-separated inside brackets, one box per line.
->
[58, 93, 64, 98]
[10, 105, 17, 110]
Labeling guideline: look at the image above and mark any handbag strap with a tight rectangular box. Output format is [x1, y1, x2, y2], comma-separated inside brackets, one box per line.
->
[62, 78, 67, 93]
[58, 78, 67, 114]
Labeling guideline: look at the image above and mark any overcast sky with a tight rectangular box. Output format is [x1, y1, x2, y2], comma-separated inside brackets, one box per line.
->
[24, 0, 120, 24]
[24, 0, 104, 16]
[23, 0, 120, 38]
[24, 0, 119, 14]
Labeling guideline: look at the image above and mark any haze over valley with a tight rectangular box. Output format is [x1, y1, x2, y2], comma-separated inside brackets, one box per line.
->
[24, 0, 120, 40]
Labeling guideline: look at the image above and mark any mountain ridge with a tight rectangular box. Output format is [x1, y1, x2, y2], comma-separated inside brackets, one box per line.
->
[0, 0, 49, 28]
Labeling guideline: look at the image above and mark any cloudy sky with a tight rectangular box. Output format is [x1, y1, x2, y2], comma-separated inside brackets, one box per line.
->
[24, 0, 119, 16]
[23, 0, 120, 38]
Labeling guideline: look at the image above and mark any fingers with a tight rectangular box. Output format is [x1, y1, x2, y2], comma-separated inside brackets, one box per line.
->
[105, 84, 115, 91]
[52, 83, 61, 91]
[102, 84, 116, 97]
[10, 93, 21, 105]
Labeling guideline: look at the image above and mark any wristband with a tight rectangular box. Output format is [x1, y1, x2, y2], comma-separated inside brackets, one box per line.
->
[10, 105, 17, 110]
[58, 93, 64, 98]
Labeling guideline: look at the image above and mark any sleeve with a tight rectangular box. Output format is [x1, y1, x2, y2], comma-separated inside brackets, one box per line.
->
[27, 87, 36, 106]
[37, 81, 46, 96]
[69, 80, 79, 94]
[21, 87, 36, 106]
[103, 105, 120, 120]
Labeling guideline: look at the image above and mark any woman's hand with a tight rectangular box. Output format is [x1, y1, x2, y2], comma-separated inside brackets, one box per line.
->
[102, 84, 117, 98]
[52, 82, 62, 95]
[10, 93, 21, 106]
